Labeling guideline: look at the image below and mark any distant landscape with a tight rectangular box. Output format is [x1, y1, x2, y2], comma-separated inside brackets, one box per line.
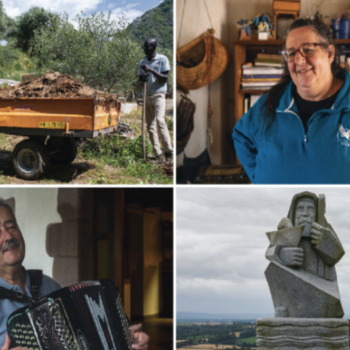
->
[177, 311, 273, 322]
[177, 322, 256, 350]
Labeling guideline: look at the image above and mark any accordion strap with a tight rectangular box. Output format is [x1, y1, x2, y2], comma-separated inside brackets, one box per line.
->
[0, 269, 42, 302]
[0, 287, 33, 302]
[27, 269, 42, 299]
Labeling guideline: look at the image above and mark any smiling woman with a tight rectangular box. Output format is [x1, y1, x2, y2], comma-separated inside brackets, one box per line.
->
[232, 16, 350, 184]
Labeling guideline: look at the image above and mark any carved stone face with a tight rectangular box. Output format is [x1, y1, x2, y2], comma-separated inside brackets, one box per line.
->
[295, 198, 316, 226]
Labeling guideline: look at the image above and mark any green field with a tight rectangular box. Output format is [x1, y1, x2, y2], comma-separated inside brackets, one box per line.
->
[236, 337, 256, 345]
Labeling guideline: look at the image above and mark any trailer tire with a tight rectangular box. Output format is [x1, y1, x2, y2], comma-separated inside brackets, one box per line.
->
[13, 140, 50, 180]
[47, 137, 78, 165]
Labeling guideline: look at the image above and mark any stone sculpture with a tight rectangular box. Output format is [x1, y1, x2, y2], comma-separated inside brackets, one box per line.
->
[257, 192, 348, 349]
[264, 191, 344, 318]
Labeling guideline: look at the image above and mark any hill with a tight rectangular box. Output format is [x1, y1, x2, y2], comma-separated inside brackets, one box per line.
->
[127, 0, 173, 50]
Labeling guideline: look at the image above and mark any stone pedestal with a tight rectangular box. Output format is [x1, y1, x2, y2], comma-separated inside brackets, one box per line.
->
[256, 318, 349, 350]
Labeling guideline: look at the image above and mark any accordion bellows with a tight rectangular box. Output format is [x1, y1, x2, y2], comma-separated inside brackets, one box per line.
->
[7, 280, 132, 350]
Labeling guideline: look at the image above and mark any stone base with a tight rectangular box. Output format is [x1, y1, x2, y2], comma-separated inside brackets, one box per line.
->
[256, 318, 349, 350]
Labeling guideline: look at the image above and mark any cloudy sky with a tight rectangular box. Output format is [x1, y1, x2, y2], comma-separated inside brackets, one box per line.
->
[3, 0, 164, 23]
[177, 187, 350, 317]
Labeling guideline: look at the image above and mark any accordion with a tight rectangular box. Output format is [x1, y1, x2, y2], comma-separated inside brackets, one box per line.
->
[7, 279, 132, 350]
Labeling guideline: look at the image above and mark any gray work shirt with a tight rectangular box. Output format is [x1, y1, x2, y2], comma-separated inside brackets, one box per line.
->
[137, 53, 170, 96]
[0, 267, 61, 347]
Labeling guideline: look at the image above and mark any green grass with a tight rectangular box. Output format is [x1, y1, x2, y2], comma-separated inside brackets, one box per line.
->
[81, 134, 172, 184]
[236, 336, 256, 345]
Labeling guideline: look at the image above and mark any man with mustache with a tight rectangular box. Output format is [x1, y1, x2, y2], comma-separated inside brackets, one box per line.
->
[0, 201, 149, 350]
[265, 192, 345, 318]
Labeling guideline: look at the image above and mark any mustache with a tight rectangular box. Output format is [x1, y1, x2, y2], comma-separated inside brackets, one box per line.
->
[2, 238, 20, 254]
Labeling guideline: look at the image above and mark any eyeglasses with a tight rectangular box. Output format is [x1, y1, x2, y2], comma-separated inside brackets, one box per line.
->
[281, 43, 329, 62]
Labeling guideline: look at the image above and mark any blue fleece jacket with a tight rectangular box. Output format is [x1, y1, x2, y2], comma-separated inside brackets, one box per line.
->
[232, 71, 350, 184]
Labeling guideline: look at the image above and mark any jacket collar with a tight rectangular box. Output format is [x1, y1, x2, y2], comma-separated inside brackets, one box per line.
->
[145, 53, 160, 62]
[276, 71, 350, 115]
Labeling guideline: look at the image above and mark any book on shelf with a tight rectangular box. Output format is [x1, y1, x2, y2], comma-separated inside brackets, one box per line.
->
[256, 53, 282, 61]
[243, 94, 262, 114]
[250, 94, 261, 108]
[242, 78, 280, 83]
[254, 59, 283, 68]
[242, 74, 282, 79]
[241, 86, 272, 90]
[242, 67, 284, 75]
[244, 97, 249, 114]
[241, 81, 277, 87]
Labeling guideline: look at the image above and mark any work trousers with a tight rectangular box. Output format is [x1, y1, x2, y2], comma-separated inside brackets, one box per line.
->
[145, 93, 173, 156]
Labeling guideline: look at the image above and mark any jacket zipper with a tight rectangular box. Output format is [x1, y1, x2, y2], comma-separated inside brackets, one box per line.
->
[277, 109, 308, 143]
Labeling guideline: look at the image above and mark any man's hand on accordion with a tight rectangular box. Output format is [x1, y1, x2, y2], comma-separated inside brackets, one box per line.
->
[129, 323, 150, 350]
[2, 334, 28, 350]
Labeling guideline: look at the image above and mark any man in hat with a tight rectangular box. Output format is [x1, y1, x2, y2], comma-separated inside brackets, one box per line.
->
[137, 38, 173, 163]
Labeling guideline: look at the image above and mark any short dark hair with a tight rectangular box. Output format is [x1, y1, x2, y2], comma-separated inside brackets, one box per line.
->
[144, 38, 157, 48]
[260, 16, 345, 129]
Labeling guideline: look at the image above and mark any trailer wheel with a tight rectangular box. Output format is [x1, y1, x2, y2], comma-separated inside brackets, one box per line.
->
[13, 140, 50, 180]
[47, 137, 78, 165]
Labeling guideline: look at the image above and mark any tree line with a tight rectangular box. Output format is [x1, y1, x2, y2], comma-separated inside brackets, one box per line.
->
[0, 2, 173, 96]
[177, 323, 256, 348]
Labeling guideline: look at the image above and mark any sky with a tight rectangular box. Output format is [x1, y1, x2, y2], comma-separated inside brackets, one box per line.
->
[177, 187, 350, 317]
[2, 0, 164, 23]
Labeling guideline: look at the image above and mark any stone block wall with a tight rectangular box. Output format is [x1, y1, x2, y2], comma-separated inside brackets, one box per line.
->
[46, 188, 94, 286]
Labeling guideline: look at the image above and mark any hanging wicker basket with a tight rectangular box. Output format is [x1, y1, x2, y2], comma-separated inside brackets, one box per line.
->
[176, 94, 196, 155]
[177, 29, 231, 90]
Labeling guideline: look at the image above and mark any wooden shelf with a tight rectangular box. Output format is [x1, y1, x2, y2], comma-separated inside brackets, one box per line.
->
[239, 89, 271, 94]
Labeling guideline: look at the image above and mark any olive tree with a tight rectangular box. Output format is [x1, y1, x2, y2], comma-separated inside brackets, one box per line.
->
[33, 11, 143, 94]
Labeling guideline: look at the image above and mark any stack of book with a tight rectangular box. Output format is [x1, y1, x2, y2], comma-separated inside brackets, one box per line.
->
[241, 50, 284, 90]
[241, 65, 283, 89]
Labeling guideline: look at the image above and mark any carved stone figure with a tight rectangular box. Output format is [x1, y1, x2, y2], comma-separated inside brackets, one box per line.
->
[264, 191, 345, 318]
